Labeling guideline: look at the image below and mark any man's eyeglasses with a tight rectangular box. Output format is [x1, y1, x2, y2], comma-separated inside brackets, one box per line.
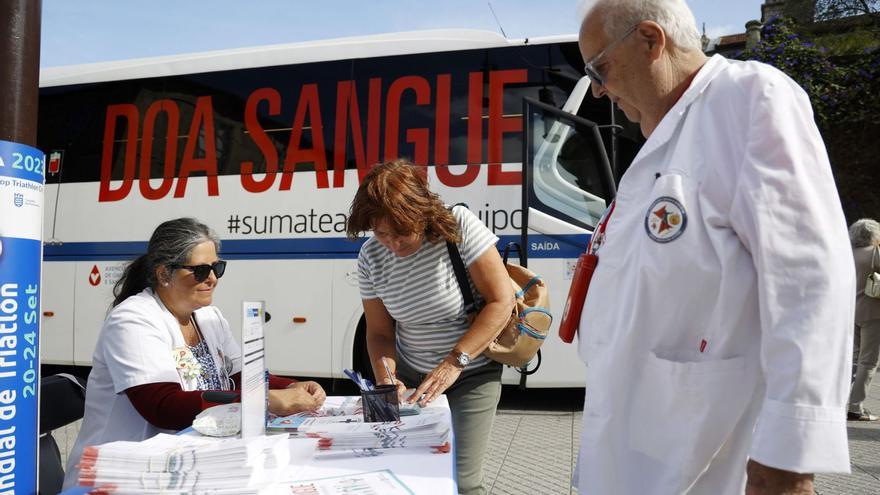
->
[583, 24, 638, 88]
[170, 260, 227, 282]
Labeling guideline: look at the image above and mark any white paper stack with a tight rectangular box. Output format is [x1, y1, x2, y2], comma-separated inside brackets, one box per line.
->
[266, 396, 420, 434]
[296, 407, 450, 450]
[267, 413, 364, 433]
[75, 433, 315, 494]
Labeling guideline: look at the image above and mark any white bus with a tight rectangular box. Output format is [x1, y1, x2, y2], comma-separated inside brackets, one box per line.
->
[37, 29, 641, 387]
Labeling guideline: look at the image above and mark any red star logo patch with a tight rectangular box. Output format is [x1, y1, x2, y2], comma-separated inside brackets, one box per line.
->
[645, 196, 687, 243]
[653, 206, 671, 233]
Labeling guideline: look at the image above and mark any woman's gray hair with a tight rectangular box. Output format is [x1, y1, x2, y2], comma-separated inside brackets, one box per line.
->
[579, 0, 703, 52]
[113, 218, 220, 306]
[849, 218, 880, 248]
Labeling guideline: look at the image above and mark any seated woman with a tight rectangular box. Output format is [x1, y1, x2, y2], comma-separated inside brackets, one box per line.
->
[63, 217, 326, 489]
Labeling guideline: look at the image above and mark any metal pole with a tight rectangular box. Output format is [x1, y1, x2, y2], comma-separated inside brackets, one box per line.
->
[0, 2, 43, 494]
[0, 0, 42, 145]
[610, 99, 619, 182]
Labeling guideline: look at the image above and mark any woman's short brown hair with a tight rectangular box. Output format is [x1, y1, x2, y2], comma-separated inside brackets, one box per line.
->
[347, 159, 460, 243]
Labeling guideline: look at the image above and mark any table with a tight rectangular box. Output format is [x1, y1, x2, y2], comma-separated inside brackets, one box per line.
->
[292, 395, 457, 494]
[59, 395, 456, 494]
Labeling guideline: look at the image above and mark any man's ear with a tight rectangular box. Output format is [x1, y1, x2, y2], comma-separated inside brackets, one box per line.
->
[636, 21, 666, 61]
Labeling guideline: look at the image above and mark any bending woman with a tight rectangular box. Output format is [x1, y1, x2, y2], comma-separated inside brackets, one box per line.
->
[63, 218, 326, 489]
[347, 160, 514, 495]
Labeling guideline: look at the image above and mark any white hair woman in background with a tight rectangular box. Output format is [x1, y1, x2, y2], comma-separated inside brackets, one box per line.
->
[847, 218, 880, 421]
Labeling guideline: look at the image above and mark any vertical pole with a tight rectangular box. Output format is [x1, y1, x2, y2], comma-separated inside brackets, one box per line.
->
[0, 0, 42, 146]
[0, 2, 44, 494]
[609, 99, 618, 182]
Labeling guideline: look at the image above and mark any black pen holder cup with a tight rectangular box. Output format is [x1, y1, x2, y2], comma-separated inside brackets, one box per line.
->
[361, 384, 400, 422]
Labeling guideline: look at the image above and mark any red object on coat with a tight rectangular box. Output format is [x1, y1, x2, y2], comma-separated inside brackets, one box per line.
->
[558, 253, 599, 343]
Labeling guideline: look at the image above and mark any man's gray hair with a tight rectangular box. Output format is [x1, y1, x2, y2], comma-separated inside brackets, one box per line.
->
[849, 218, 880, 248]
[579, 0, 702, 52]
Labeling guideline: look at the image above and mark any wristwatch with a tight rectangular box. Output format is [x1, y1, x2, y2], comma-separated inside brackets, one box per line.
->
[449, 349, 471, 368]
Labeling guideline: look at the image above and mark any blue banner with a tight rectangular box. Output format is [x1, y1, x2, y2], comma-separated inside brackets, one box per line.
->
[0, 139, 44, 495]
[0, 141, 45, 184]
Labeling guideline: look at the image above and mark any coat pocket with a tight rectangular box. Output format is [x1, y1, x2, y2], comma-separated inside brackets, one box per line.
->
[628, 351, 754, 492]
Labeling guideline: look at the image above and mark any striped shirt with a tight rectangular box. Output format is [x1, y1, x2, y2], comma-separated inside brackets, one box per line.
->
[358, 206, 499, 373]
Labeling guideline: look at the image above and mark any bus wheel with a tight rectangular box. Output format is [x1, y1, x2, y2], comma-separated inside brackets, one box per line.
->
[352, 317, 375, 383]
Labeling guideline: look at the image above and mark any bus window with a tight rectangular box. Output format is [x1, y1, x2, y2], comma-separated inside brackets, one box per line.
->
[524, 91, 615, 233]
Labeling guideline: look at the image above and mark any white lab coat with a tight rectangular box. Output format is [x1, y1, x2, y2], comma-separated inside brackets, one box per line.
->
[62, 288, 242, 489]
[574, 55, 854, 494]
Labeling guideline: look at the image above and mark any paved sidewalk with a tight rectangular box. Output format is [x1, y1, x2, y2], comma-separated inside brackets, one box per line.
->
[483, 379, 880, 495]
[52, 378, 880, 494]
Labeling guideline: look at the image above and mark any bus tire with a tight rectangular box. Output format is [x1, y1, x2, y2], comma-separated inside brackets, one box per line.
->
[352, 316, 375, 383]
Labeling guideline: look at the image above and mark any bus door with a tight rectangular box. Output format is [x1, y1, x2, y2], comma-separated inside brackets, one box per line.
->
[506, 89, 616, 386]
[520, 93, 616, 261]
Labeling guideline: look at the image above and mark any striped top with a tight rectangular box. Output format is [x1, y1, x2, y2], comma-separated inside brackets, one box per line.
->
[358, 206, 499, 373]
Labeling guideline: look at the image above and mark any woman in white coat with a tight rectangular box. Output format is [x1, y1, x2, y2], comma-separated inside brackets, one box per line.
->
[63, 218, 326, 489]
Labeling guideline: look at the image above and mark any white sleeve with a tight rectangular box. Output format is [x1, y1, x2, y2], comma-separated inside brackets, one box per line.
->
[728, 70, 855, 473]
[357, 244, 377, 299]
[455, 206, 499, 266]
[101, 303, 182, 393]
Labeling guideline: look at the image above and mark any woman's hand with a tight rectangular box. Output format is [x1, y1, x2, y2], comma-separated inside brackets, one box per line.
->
[291, 380, 327, 403]
[379, 375, 408, 402]
[412, 359, 462, 406]
[268, 381, 326, 416]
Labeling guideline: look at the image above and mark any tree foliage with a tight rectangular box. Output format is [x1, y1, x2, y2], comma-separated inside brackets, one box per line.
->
[736, 15, 880, 221]
[737, 16, 880, 126]
[815, 0, 880, 21]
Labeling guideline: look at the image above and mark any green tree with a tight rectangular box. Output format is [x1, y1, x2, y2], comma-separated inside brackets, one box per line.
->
[737, 16, 880, 221]
[815, 0, 880, 21]
[738, 16, 880, 125]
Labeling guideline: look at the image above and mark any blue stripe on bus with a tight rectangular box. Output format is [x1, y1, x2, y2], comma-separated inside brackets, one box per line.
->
[43, 234, 590, 261]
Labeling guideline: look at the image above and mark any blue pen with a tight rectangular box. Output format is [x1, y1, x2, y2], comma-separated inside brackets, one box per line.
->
[354, 370, 367, 390]
[343, 369, 366, 390]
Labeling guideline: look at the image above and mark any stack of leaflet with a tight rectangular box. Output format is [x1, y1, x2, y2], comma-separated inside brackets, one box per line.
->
[300, 395, 362, 417]
[267, 413, 364, 433]
[267, 396, 363, 434]
[75, 433, 315, 494]
[267, 395, 419, 432]
[292, 407, 449, 450]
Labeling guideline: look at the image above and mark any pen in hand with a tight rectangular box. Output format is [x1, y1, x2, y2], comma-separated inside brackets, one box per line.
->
[381, 357, 396, 386]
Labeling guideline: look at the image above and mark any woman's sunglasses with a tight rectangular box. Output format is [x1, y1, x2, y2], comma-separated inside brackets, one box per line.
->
[170, 260, 227, 282]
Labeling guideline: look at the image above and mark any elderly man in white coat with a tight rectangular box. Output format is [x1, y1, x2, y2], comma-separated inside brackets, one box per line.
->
[573, 0, 854, 494]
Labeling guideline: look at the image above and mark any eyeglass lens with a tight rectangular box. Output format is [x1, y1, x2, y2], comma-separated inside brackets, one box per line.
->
[583, 24, 638, 88]
[191, 261, 226, 282]
[584, 65, 603, 87]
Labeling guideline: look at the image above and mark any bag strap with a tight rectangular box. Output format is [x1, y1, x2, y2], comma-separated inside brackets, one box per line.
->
[446, 241, 478, 317]
[501, 242, 525, 266]
[873, 246, 880, 273]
